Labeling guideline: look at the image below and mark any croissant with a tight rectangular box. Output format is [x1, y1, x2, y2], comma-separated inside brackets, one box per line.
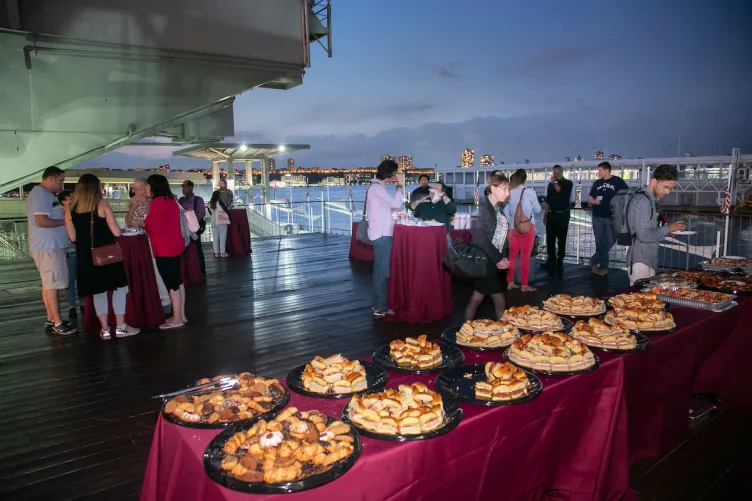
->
[264, 463, 302, 483]
[223, 432, 247, 454]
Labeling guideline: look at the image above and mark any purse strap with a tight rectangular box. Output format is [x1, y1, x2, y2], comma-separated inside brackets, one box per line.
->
[363, 183, 372, 216]
[90, 211, 95, 251]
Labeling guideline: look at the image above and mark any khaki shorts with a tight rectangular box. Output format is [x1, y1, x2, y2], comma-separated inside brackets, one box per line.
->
[31, 249, 69, 290]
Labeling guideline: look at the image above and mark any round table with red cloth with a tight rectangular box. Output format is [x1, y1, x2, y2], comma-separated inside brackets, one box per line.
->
[226, 208, 252, 256]
[348, 222, 471, 262]
[83, 233, 165, 334]
[181, 241, 204, 285]
[385, 224, 453, 324]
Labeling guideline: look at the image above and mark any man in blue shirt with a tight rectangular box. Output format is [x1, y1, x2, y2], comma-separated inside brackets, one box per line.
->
[587, 161, 628, 275]
[26, 166, 78, 335]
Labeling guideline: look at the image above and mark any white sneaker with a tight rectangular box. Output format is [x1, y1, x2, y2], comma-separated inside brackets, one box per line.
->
[115, 324, 140, 338]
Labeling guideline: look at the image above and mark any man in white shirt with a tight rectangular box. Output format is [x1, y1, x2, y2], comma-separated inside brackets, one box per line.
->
[26, 166, 78, 335]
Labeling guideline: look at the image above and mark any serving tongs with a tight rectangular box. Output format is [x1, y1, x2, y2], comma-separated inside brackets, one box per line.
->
[152, 376, 239, 400]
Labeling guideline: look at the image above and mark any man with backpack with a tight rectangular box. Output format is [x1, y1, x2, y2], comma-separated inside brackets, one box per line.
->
[622, 165, 685, 285]
[587, 161, 628, 275]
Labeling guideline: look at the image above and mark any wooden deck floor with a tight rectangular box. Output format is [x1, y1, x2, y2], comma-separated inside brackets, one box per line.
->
[0, 234, 749, 500]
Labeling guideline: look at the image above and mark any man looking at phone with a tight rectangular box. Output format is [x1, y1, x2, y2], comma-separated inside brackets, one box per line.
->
[626, 164, 685, 285]
[587, 161, 628, 275]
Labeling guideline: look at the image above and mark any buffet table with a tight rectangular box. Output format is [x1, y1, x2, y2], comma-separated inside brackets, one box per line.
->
[141, 354, 632, 501]
[347, 222, 471, 262]
[227, 208, 252, 256]
[83, 233, 165, 334]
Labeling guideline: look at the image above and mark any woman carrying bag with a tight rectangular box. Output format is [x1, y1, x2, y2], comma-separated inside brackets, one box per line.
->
[503, 169, 541, 292]
[65, 174, 139, 340]
[464, 173, 511, 321]
[208, 179, 233, 257]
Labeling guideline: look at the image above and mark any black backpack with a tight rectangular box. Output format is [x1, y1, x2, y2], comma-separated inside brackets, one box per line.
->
[611, 188, 652, 246]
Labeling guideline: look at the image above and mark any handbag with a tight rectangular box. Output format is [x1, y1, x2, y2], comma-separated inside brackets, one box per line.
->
[513, 187, 532, 234]
[176, 201, 192, 246]
[442, 240, 488, 279]
[90, 211, 123, 267]
[184, 207, 200, 233]
[356, 184, 373, 245]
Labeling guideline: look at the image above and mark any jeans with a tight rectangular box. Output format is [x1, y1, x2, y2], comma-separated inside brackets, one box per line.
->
[372, 236, 393, 311]
[447, 233, 452, 249]
[212, 224, 229, 255]
[65, 250, 78, 307]
[590, 216, 615, 269]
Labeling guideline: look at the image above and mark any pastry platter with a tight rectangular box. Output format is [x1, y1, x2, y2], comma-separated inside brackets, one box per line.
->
[372, 336, 464, 374]
[203, 408, 361, 494]
[435, 363, 543, 406]
[285, 355, 388, 399]
[341, 385, 463, 441]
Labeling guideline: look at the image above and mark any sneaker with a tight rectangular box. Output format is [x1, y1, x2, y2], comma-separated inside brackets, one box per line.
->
[220, 253, 229, 258]
[100, 329, 111, 340]
[372, 309, 386, 318]
[69, 307, 78, 319]
[45, 320, 54, 332]
[52, 322, 78, 336]
[115, 324, 140, 338]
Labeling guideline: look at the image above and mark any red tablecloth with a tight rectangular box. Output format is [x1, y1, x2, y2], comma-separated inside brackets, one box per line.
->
[386, 225, 453, 324]
[348, 224, 472, 262]
[141, 353, 633, 501]
[83, 233, 165, 334]
[181, 241, 204, 285]
[348, 222, 374, 261]
[226, 208, 252, 256]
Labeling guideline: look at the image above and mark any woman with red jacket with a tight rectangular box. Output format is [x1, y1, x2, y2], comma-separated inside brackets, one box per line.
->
[145, 174, 187, 329]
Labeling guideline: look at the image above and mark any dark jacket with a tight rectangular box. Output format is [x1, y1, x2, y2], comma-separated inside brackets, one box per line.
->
[413, 198, 457, 233]
[471, 195, 504, 264]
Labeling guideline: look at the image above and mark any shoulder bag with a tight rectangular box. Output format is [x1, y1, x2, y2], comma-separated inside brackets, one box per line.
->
[442, 240, 488, 279]
[356, 184, 373, 245]
[513, 187, 532, 234]
[91, 211, 123, 267]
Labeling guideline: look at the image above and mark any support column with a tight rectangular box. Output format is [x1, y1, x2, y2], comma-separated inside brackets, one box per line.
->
[212, 161, 221, 189]
[19, 186, 24, 199]
[261, 159, 271, 204]
[226, 157, 235, 192]
[245, 161, 254, 186]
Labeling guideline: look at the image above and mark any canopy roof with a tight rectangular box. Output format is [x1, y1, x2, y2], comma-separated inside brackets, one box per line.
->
[172, 143, 310, 161]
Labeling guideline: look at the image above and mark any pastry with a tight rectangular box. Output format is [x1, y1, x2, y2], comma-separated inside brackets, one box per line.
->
[607, 293, 665, 311]
[217, 407, 356, 484]
[163, 373, 287, 426]
[301, 354, 368, 395]
[347, 383, 446, 435]
[507, 332, 596, 372]
[542, 294, 606, 316]
[604, 307, 675, 331]
[474, 362, 532, 401]
[456, 320, 519, 348]
[389, 335, 443, 369]
[698, 274, 752, 292]
[648, 287, 734, 305]
[571, 317, 636, 350]
[502, 306, 564, 331]
[708, 257, 749, 268]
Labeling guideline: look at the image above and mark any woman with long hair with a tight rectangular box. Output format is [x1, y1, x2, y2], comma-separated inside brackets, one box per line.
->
[503, 168, 541, 292]
[64, 174, 139, 340]
[465, 173, 511, 320]
[208, 179, 234, 257]
[144, 174, 187, 329]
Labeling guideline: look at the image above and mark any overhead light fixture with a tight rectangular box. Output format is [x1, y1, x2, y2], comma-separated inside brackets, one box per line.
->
[239, 144, 247, 151]
[279, 144, 286, 152]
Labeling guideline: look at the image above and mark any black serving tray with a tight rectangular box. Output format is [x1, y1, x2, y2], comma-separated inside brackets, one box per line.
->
[372, 343, 464, 375]
[435, 364, 543, 406]
[503, 349, 600, 376]
[440, 326, 517, 352]
[341, 392, 462, 441]
[286, 361, 388, 399]
[203, 415, 361, 494]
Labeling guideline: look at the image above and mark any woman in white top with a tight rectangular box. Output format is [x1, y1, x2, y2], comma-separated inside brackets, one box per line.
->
[503, 169, 541, 291]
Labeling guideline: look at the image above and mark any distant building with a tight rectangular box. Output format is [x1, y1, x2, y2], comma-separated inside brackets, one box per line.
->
[269, 158, 276, 172]
[594, 150, 604, 160]
[381, 154, 396, 163]
[287, 158, 295, 170]
[479, 154, 494, 167]
[609, 153, 622, 160]
[398, 155, 413, 171]
[574, 155, 584, 162]
[461, 149, 475, 168]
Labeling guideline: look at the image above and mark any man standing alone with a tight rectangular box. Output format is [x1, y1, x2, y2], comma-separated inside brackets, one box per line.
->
[543, 165, 574, 269]
[626, 165, 685, 285]
[26, 166, 78, 335]
[587, 161, 628, 275]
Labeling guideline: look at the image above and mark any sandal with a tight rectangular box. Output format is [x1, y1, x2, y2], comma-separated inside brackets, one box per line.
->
[159, 321, 184, 330]
[100, 329, 111, 340]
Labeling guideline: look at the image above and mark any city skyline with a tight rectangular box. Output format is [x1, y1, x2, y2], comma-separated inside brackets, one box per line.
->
[77, 1, 752, 172]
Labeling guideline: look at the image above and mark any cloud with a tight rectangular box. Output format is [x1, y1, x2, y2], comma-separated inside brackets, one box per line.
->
[418, 61, 463, 79]
[500, 42, 616, 76]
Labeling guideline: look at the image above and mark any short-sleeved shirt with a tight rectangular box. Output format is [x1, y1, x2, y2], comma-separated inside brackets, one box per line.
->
[26, 185, 69, 252]
[588, 176, 628, 218]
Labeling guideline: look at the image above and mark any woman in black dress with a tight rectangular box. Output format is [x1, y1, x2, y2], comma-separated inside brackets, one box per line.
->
[465, 173, 512, 320]
[64, 174, 139, 340]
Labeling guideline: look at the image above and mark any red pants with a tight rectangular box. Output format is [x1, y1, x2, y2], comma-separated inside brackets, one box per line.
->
[507, 225, 535, 286]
